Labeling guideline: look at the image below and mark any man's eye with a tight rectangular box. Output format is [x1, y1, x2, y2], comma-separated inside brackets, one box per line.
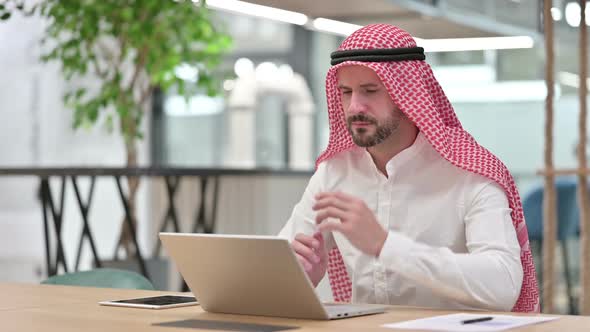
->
[366, 90, 377, 94]
[342, 90, 352, 95]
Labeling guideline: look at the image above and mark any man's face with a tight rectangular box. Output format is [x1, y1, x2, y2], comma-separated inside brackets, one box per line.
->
[337, 65, 405, 148]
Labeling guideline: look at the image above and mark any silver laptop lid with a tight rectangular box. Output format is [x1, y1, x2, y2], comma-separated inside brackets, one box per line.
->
[159, 233, 330, 320]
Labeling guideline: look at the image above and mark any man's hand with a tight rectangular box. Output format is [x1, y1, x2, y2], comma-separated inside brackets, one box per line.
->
[313, 191, 388, 257]
[291, 232, 328, 287]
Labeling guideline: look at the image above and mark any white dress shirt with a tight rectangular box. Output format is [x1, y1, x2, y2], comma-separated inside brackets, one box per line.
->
[278, 133, 523, 311]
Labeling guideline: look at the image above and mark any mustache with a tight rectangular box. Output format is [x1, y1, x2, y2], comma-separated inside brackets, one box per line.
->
[346, 114, 378, 125]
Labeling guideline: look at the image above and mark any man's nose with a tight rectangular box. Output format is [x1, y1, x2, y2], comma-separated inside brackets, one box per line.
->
[348, 93, 367, 114]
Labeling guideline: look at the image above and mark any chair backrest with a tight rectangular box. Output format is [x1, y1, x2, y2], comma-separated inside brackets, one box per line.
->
[41, 268, 155, 290]
[522, 177, 580, 241]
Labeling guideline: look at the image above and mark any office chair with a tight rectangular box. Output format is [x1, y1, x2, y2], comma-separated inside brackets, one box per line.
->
[41, 268, 155, 290]
[522, 177, 581, 314]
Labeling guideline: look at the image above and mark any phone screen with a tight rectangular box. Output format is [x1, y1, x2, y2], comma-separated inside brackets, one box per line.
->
[113, 295, 197, 305]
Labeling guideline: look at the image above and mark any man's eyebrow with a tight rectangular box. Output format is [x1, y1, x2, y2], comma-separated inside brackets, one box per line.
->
[360, 83, 379, 88]
[338, 83, 379, 89]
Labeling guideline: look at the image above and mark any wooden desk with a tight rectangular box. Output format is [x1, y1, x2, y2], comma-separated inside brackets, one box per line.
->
[2, 283, 589, 331]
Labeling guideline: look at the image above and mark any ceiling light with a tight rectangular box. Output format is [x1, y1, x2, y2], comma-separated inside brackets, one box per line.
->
[551, 7, 563, 21]
[198, 0, 308, 25]
[311, 17, 533, 52]
[311, 18, 362, 36]
[565, 1, 590, 27]
[415, 36, 534, 52]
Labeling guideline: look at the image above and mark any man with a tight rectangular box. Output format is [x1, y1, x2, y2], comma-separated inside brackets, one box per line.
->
[278, 24, 539, 313]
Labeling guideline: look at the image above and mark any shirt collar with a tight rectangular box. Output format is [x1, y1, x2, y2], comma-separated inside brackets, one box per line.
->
[386, 131, 429, 171]
[355, 131, 429, 179]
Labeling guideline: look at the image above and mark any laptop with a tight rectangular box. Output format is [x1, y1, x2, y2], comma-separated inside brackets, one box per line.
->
[159, 233, 387, 320]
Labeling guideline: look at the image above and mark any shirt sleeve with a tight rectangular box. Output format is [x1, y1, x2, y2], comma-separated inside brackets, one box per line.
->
[377, 181, 524, 311]
[278, 162, 336, 249]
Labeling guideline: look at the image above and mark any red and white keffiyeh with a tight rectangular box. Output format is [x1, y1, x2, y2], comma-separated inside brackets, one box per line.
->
[317, 24, 539, 313]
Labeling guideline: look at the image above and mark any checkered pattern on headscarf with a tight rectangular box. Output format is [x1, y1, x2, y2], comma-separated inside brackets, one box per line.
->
[317, 24, 539, 313]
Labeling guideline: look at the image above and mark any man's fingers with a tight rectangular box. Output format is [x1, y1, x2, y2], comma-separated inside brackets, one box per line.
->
[317, 220, 346, 235]
[312, 232, 328, 255]
[294, 233, 320, 250]
[315, 191, 355, 203]
[313, 196, 349, 212]
[296, 253, 312, 272]
[292, 238, 320, 263]
[315, 206, 347, 224]
[313, 232, 324, 245]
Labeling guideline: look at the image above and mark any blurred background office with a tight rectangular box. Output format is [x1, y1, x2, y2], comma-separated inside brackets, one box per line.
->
[0, 0, 589, 314]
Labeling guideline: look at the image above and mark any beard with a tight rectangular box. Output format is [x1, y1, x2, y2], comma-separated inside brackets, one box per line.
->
[346, 112, 401, 147]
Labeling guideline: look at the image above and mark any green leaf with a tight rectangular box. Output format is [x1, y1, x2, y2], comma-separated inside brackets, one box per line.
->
[1, 12, 11, 20]
[121, 8, 133, 20]
[88, 106, 99, 122]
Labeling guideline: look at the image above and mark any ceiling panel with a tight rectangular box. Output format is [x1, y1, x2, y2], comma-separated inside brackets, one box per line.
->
[244, 0, 410, 18]
[244, 0, 504, 39]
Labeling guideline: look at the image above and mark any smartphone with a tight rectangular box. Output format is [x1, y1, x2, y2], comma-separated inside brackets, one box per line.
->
[99, 295, 198, 309]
